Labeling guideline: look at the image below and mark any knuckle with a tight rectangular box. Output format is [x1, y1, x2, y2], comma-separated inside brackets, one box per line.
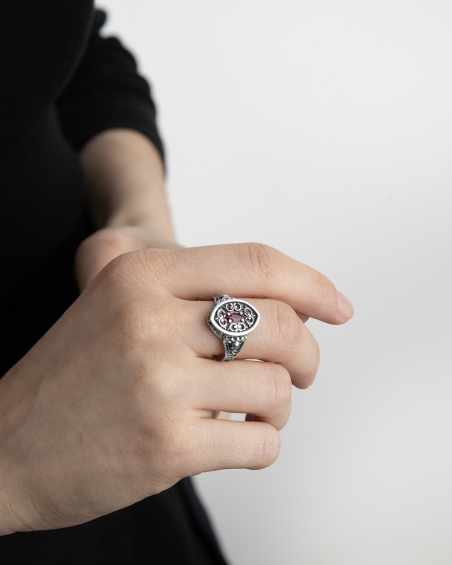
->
[75, 229, 123, 266]
[142, 248, 178, 281]
[88, 229, 127, 255]
[128, 299, 176, 348]
[114, 300, 146, 344]
[237, 242, 281, 286]
[103, 296, 176, 375]
[298, 339, 321, 389]
[263, 363, 292, 409]
[312, 271, 337, 313]
[100, 248, 175, 293]
[252, 425, 281, 470]
[269, 301, 303, 356]
[99, 251, 148, 292]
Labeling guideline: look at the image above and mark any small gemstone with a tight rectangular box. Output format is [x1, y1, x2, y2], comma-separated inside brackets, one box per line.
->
[226, 312, 243, 323]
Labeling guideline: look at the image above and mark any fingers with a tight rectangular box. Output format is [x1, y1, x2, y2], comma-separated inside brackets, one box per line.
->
[139, 243, 353, 324]
[179, 419, 281, 476]
[191, 359, 292, 431]
[182, 299, 320, 389]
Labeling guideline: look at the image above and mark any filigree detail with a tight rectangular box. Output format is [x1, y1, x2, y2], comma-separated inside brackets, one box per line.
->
[224, 335, 247, 361]
[214, 301, 257, 333]
[208, 295, 260, 361]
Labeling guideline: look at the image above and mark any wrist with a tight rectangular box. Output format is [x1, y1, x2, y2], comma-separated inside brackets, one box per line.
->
[103, 192, 176, 244]
[80, 128, 173, 234]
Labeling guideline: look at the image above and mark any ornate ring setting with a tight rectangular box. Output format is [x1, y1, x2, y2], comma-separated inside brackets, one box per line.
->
[208, 295, 260, 361]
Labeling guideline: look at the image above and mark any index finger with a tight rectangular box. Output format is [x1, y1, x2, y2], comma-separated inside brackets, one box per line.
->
[141, 242, 353, 324]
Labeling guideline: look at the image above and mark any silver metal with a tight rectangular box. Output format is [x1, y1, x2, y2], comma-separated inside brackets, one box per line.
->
[208, 295, 260, 361]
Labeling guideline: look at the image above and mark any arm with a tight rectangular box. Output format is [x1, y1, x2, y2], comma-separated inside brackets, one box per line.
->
[75, 128, 180, 292]
[79, 128, 170, 233]
[53, 9, 179, 289]
[0, 10, 354, 537]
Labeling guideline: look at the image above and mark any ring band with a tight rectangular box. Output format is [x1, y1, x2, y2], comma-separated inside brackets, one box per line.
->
[208, 295, 260, 361]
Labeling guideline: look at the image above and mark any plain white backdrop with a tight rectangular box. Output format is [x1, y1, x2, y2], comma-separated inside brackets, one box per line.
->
[100, 1, 452, 563]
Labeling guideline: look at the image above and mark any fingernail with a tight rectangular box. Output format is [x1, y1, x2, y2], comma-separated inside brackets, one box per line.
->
[337, 290, 354, 320]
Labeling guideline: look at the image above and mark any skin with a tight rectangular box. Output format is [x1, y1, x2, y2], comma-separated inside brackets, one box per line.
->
[0, 129, 354, 535]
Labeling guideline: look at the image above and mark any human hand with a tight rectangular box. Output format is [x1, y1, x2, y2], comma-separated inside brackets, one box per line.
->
[76, 226, 235, 421]
[0, 243, 353, 535]
[75, 225, 182, 292]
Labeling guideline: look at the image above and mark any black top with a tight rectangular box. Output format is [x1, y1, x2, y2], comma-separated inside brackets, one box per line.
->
[0, 2, 228, 563]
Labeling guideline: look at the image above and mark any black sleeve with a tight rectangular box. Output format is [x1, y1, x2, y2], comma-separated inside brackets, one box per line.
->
[56, 9, 164, 162]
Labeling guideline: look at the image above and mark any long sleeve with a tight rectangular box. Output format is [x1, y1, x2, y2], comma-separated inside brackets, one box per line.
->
[56, 9, 164, 162]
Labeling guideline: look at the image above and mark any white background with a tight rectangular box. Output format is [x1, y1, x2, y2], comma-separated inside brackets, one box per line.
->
[100, 1, 452, 563]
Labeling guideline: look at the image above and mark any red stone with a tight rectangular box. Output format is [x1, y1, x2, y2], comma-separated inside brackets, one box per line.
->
[226, 312, 242, 323]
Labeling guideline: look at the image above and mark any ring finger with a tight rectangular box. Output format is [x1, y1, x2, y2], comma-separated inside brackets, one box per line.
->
[180, 298, 320, 389]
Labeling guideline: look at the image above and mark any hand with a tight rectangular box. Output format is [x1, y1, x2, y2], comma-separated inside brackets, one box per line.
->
[75, 225, 182, 292]
[76, 226, 233, 422]
[0, 243, 353, 535]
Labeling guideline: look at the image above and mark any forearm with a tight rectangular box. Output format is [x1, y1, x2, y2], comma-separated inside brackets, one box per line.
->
[79, 128, 175, 239]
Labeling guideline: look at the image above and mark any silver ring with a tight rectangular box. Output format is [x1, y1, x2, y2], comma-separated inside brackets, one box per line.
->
[208, 295, 260, 361]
